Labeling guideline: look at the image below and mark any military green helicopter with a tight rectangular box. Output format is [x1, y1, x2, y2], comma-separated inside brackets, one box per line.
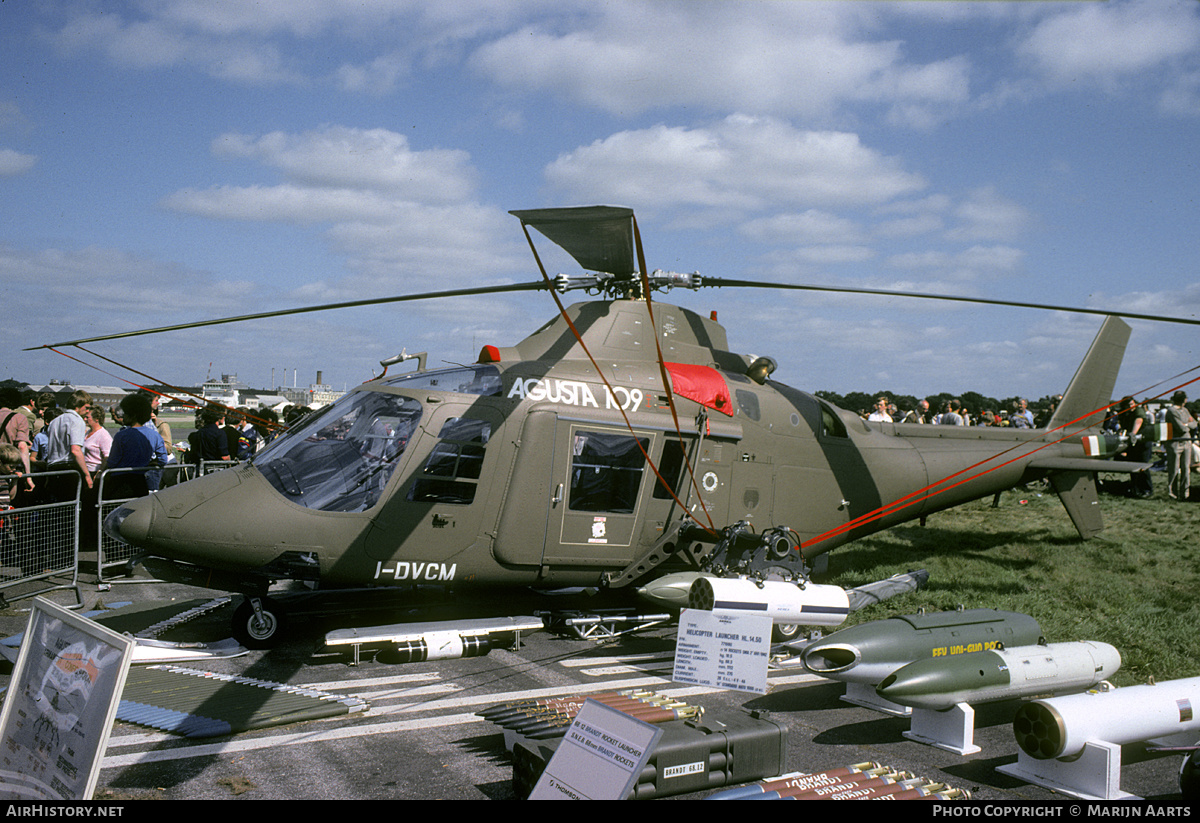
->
[37, 206, 1196, 647]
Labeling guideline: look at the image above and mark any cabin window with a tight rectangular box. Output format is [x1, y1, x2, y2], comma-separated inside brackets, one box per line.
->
[408, 417, 492, 505]
[735, 389, 761, 421]
[653, 437, 689, 500]
[569, 431, 649, 514]
[258, 392, 422, 513]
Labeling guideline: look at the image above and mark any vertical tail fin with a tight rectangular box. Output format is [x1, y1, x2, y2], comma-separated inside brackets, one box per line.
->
[1047, 317, 1130, 430]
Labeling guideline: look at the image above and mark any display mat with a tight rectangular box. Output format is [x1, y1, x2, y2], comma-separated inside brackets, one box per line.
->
[90, 597, 231, 637]
[118, 665, 368, 738]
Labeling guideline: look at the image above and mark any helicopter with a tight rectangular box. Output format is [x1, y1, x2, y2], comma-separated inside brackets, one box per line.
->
[37, 205, 1193, 648]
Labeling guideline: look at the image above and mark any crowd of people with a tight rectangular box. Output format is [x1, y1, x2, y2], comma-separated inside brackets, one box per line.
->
[0, 388, 296, 508]
[862, 390, 1200, 501]
[0, 387, 309, 561]
[863, 395, 1048, 428]
[1103, 391, 1199, 501]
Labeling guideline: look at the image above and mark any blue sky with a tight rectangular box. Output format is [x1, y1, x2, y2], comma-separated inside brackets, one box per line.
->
[3, 0, 1200, 405]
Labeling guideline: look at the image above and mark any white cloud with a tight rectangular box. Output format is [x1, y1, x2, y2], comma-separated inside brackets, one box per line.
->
[740, 210, 866, 245]
[335, 54, 411, 94]
[774, 245, 876, 265]
[0, 245, 255, 337]
[470, 3, 971, 122]
[545, 116, 926, 212]
[162, 184, 405, 225]
[43, 1, 1198, 124]
[164, 126, 480, 225]
[946, 187, 1029, 242]
[888, 251, 952, 271]
[887, 244, 1024, 282]
[875, 213, 943, 239]
[1160, 69, 1200, 115]
[878, 194, 953, 215]
[0, 102, 30, 131]
[52, 10, 302, 84]
[0, 149, 36, 177]
[161, 126, 525, 290]
[1019, 0, 1200, 85]
[1089, 284, 1200, 319]
[211, 127, 477, 201]
[47, 1, 532, 88]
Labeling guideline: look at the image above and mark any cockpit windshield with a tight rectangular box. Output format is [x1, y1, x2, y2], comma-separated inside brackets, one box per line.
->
[257, 392, 423, 513]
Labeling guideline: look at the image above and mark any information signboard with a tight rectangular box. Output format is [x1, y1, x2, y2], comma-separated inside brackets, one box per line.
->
[672, 608, 771, 694]
[0, 598, 135, 800]
[529, 699, 663, 800]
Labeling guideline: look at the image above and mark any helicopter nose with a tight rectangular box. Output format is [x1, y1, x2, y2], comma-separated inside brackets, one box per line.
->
[103, 496, 158, 546]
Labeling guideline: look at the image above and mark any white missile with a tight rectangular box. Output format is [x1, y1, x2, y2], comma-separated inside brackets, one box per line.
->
[1013, 675, 1200, 760]
[324, 616, 544, 665]
[876, 641, 1121, 711]
[639, 569, 928, 613]
[688, 576, 849, 627]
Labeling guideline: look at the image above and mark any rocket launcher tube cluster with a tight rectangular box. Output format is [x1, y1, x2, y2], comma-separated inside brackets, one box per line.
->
[1013, 675, 1200, 760]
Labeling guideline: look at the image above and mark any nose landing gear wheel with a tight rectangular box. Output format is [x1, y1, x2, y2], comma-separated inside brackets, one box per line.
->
[233, 597, 287, 649]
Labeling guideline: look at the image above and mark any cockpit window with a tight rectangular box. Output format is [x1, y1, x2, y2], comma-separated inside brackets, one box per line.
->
[819, 400, 849, 438]
[382, 365, 502, 396]
[257, 392, 422, 512]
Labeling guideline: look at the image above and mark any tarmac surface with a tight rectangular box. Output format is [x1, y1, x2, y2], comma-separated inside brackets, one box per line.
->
[0, 572, 1188, 802]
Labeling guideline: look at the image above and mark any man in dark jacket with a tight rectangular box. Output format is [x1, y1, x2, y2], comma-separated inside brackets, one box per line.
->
[196, 407, 231, 464]
[1117, 396, 1155, 498]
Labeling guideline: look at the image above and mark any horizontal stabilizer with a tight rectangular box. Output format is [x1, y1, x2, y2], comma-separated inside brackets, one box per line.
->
[1028, 457, 1153, 473]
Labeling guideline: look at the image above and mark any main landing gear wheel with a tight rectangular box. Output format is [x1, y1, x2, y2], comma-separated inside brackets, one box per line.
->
[233, 597, 287, 649]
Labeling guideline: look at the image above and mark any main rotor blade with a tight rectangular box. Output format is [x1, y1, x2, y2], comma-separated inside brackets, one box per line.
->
[26, 281, 550, 350]
[510, 206, 637, 277]
[703, 277, 1200, 328]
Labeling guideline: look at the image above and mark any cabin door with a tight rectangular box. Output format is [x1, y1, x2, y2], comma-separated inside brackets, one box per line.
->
[544, 421, 660, 567]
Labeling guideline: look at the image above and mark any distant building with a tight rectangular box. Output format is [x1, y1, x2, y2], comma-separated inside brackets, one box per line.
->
[16, 369, 343, 415]
[201, 374, 250, 408]
[247, 394, 289, 413]
[35, 381, 127, 409]
[310, 383, 340, 408]
[278, 371, 343, 409]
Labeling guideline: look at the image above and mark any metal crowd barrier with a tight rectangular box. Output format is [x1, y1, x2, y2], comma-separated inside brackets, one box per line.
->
[0, 469, 83, 607]
[0, 458, 241, 598]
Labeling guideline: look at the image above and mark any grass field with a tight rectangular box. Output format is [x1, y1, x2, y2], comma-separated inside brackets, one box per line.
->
[822, 475, 1200, 686]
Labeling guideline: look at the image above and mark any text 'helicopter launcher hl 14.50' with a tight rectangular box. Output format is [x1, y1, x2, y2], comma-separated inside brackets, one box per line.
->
[52, 206, 1192, 645]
